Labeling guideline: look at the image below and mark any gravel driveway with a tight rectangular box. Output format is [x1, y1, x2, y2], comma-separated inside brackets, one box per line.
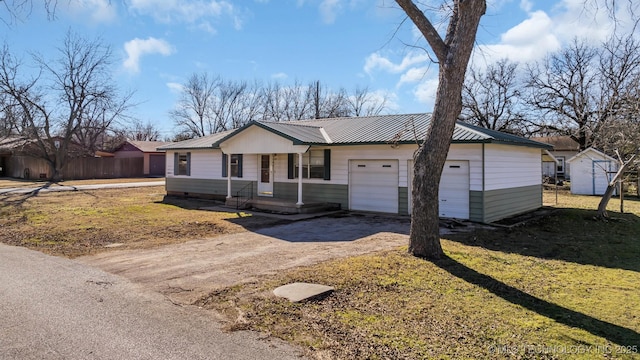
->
[78, 213, 410, 305]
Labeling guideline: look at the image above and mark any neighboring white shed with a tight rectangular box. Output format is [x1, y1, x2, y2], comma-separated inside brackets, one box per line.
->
[567, 148, 618, 195]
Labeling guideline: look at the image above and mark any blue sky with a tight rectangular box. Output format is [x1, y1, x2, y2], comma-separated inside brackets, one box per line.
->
[1, 0, 634, 138]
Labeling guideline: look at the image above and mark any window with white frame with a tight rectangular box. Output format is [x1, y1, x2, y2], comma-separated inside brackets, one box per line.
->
[556, 157, 565, 174]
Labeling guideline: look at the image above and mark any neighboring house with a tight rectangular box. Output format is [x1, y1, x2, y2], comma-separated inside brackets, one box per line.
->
[532, 136, 579, 180]
[0, 137, 26, 177]
[159, 113, 553, 223]
[113, 140, 171, 176]
[0, 136, 90, 179]
[567, 147, 619, 196]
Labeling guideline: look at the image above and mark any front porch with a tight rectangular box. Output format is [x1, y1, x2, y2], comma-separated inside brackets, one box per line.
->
[225, 196, 341, 214]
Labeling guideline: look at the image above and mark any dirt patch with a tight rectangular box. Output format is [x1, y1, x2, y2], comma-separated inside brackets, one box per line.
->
[78, 214, 412, 305]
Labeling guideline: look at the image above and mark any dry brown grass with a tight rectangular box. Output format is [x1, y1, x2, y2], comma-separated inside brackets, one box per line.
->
[0, 185, 283, 257]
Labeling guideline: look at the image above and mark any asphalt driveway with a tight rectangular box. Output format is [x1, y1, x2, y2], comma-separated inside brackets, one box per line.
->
[78, 213, 411, 305]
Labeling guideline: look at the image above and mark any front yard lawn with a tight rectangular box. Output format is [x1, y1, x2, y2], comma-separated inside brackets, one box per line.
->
[0, 186, 284, 257]
[200, 191, 640, 359]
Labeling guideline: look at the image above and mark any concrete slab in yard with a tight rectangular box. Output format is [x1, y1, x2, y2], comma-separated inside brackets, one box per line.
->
[273, 282, 334, 302]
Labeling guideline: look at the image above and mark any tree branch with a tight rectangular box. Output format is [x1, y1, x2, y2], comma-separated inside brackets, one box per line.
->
[395, 0, 447, 63]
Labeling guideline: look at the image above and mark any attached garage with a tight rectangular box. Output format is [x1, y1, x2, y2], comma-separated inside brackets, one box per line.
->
[349, 160, 398, 213]
[408, 160, 470, 219]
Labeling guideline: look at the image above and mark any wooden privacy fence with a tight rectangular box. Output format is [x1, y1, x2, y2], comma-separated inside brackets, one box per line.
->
[5, 156, 144, 180]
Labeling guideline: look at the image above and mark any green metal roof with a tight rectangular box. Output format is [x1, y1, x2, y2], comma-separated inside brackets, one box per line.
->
[164, 113, 552, 150]
[157, 129, 234, 150]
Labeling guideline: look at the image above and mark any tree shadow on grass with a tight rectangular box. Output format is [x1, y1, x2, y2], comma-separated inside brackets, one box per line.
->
[0, 181, 57, 208]
[445, 208, 640, 272]
[0, 181, 98, 209]
[434, 255, 640, 347]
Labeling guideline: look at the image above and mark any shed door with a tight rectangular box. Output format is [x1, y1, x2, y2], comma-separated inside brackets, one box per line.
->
[350, 160, 398, 213]
[592, 160, 613, 195]
[408, 160, 470, 219]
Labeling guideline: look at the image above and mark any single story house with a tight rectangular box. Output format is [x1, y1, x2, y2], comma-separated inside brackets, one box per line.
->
[567, 147, 619, 196]
[532, 136, 579, 180]
[159, 113, 553, 223]
[113, 140, 171, 176]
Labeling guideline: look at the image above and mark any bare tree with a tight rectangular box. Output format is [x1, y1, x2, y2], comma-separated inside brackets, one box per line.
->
[526, 33, 640, 150]
[525, 39, 601, 150]
[462, 59, 529, 135]
[170, 73, 219, 138]
[347, 85, 389, 117]
[120, 119, 162, 142]
[73, 87, 135, 152]
[1, 0, 58, 26]
[0, 31, 132, 181]
[227, 80, 264, 128]
[396, 0, 486, 259]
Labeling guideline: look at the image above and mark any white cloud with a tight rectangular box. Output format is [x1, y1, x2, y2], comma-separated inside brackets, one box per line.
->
[127, 0, 241, 30]
[413, 77, 439, 109]
[166, 82, 184, 94]
[319, 0, 341, 24]
[520, 0, 533, 12]
[123, 37, 175, 74]
[475, 0, 633, 66]
[271, 72, 288, 80]
[197, 21, 218, 34]
[398, 66, 431, 86]
[474, 10, 560, 64]
[65, 0, 118, 23]
[364, 51, 431, 75]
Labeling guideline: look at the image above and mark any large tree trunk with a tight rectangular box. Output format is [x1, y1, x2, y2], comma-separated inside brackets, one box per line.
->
[399, 0, 486, 259]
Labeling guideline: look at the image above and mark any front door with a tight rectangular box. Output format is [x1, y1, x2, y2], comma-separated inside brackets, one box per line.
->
[257, 154, 273, 196]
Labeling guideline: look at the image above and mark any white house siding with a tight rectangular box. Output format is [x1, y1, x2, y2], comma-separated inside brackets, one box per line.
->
[166, 149, 258, 181]
[163, 142, 544, 221]
[165, 149, 257, 199]
[481, 144, 543, 223]
[484, 145, 542, 190]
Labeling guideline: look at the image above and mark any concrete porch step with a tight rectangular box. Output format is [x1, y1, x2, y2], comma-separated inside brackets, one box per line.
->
[224, 196, 340, 214]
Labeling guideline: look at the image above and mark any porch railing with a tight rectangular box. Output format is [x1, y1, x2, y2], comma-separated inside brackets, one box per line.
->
[235, 182, 253, 210]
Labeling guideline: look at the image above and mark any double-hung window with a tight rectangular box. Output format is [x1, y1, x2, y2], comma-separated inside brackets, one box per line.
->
[174, 152, 191, 176]
[222, 153, 243, 178]
[292, 150, 329, 179]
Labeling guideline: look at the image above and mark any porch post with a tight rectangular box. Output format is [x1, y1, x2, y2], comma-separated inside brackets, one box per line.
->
[296, 152, 304, 206]
[226, 153, 232, 199]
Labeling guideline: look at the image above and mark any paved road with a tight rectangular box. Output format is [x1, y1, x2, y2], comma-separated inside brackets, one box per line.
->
[0, 243, 304, 360]
[0, 181, 165, 194]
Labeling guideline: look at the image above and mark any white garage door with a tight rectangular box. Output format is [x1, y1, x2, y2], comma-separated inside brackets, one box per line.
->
[409, 160, 470, 219]
[350, 160, 398, 213]
[439, 161, 470, 219]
